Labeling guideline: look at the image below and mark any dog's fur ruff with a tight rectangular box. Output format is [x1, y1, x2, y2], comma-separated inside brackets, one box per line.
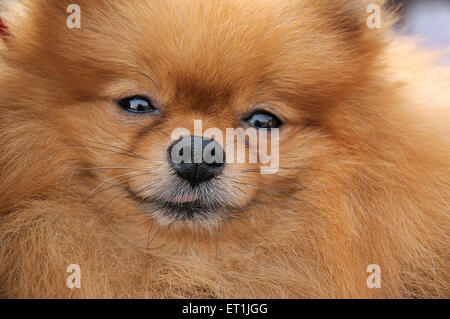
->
[0, 0, 449, 298]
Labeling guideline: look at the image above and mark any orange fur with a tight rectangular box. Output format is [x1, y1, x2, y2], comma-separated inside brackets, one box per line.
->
[0, 0, 449, 298]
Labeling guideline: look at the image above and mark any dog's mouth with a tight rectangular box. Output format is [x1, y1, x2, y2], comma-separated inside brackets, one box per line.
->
[125, 175, 246, 226]
[166, 194, 199, 204]
[158, 200, 216, 218]
[128, 187, 229, 224]
[142, 197, 227, 223]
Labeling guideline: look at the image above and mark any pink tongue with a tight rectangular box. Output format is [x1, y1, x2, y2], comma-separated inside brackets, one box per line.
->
[170, 195, 197, 203]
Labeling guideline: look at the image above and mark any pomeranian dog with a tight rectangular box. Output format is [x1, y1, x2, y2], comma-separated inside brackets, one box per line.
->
[0, 0, 448, 298]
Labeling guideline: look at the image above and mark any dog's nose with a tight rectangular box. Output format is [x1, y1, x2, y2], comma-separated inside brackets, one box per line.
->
[168, 135, 225, 187]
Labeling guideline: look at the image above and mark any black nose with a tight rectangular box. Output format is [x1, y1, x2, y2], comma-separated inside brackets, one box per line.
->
[168, 135, 225, 187]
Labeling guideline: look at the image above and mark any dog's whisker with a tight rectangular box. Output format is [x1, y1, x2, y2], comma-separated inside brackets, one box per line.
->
[88, 171, 145, 196]
[82, 179, 141, 204]
[68, 167, 139, 172]
[89, 141, 148, 160]
[64, 144, 147, 160]
[88, 122, 142, 153]
[127, 69, 158, 88]
[122, 121, 170, 138]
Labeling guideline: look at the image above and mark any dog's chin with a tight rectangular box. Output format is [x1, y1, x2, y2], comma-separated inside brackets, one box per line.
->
[133, 194, 234, 229]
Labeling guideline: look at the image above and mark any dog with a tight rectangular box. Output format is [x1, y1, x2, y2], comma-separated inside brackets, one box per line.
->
[0, 0, 448, 298]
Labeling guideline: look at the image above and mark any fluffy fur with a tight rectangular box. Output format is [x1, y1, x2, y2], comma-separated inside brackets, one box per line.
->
[0, 0, 449, 298]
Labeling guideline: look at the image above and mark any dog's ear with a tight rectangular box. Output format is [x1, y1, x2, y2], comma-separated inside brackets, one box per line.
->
[320, 0, 388, 35]
[310, 0, 393, 58]
[0, 0, 25, 43]
[0, 17, 9, 40]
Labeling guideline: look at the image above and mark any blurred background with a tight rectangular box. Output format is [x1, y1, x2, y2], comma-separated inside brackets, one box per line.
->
[389, 0, 450, 54]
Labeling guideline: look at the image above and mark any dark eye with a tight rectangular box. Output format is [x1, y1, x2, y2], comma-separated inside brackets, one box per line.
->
[118, 96, 157, 114]
[244, 111, 283, 129]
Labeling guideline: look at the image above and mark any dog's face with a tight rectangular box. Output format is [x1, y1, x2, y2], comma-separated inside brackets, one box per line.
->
[3, 0, 450, 299]
[3, 0, 381, 229]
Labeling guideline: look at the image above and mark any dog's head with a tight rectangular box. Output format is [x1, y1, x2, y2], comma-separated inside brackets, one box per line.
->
[0, 0, 388, 230]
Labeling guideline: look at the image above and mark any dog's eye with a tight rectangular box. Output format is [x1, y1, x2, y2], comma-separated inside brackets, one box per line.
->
[118, 96, 156, 114]
[244, 111, 282, 129]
